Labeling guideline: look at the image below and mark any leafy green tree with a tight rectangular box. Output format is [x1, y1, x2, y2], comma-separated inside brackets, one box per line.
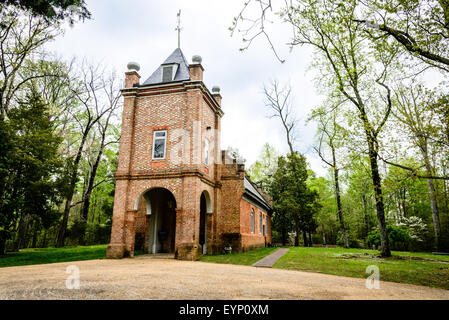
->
[247, 143, 279, 190]
[269, 153, 318, 246]
[0, 90, 66, 253]
[310, 105, 350, 247]
[1, 0, 90, 25]
[355, 0, 449, 72]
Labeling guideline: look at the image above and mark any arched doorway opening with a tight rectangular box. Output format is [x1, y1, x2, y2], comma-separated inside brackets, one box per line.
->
[143, 188, 177, 254]
[199, 191, 212, 255]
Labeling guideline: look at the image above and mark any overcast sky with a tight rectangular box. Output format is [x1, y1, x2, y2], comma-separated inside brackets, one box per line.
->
[46, 0, 328, 176]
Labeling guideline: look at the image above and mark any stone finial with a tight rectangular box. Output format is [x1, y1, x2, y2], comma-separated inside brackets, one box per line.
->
[127, 61, 140, 72]
[212, 86, 220, 94]
[192, 55, 202, 64]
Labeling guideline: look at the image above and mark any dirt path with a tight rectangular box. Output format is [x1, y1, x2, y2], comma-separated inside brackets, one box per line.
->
[0, 256, 448, 300]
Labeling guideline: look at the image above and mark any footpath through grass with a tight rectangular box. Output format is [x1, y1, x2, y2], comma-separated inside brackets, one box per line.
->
[200, 247, 278, 266]
[273, 247, 449, 290]
[0, 244, 108, 268]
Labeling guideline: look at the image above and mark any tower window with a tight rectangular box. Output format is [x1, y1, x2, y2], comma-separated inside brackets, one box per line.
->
[161, 64, 178, 82]
[162, 66, 173, 82]
[152, 130, 167, 159]
[204, 138, 209, 166]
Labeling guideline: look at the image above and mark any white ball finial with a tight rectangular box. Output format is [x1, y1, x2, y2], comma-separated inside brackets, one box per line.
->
[127, 62, 140, 72]
[192, 55, 202, 64]
[212, 86, 220, 94]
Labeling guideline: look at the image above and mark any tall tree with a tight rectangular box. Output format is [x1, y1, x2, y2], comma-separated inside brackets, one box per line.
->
[263, 80, 297, 154]
[0, 89, 66, 253]
[270, 152, 316, 246]
[0, 8, 61, 117]
[310, 106, 349, 248]
[56, 62, 119, 247]
[393, 83, 443, 249]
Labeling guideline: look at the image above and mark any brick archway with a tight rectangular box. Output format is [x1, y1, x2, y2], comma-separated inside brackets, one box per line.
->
[139, 187, 177, 254]
[133, 184, 180, 212]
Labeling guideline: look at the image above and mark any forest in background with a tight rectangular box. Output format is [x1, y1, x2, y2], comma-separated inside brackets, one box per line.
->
[237, 0, 449, 256]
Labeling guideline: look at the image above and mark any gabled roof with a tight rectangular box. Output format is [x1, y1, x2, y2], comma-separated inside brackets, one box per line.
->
[244, 176, 272, 213]
[142, 48, 191, 85]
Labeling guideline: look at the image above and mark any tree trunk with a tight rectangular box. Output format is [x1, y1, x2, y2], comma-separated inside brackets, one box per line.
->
[294, 218, 300, 246]
[42, 229, 47, 248]
[0, 231, 7, 255]
[322, 224, 326, 246]
[14, 214, 30, 251]
[367, 139, 391, 257]
[333, 166, 349, 248]
[302, 230, 308, 247]
[281, 228, 287, 246]
[31, 220, 38, 248]
[362, 194, 369, 238]
[56, 128, 90, 247]
[308, 231, 312, 246]
[420, 141, 441, 250]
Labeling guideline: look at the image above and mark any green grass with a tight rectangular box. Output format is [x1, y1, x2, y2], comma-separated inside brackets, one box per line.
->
[273, 247, 449, 290]
[0, 244, 108, 268]
[200, 247, 278, 266]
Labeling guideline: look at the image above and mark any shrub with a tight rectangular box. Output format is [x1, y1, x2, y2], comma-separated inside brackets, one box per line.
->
[66, 218, 87, 246]
[367, 225, 410, 251]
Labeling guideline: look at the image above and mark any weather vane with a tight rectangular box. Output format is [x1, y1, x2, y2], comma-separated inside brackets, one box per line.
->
[175, 10, 182, 48]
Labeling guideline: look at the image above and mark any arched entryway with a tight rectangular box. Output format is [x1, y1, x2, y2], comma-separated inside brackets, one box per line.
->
[142, 188, 177, 254]
[199, 191, 212, 255]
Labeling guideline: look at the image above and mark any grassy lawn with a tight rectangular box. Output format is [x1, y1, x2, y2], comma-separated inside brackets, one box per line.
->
[200, 247, 278, 266]
[273, 247, 449, 290]
[0, 244, 108, 268]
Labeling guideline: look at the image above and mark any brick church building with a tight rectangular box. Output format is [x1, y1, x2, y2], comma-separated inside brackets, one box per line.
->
[106, 48, 272, 260]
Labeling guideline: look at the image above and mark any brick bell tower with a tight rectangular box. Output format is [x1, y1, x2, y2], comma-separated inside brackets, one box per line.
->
[106, 48, 224, 260]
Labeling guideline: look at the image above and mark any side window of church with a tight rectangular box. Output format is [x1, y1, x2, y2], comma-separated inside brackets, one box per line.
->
[259, 213, 262, 234]
[152, 130, 167, 159]
[265, 217, 268, 235]
[251, 209, 254, 234]
[204, 138, 209, 166]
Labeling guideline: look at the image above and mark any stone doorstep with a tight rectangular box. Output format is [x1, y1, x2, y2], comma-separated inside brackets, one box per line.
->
[252, 248, 289, 268]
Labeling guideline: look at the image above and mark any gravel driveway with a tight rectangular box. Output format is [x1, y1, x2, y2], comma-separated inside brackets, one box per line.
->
[0, 255, 448, 300]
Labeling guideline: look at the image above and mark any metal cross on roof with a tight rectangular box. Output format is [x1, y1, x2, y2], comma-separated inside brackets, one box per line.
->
[175, 10, 182, 49]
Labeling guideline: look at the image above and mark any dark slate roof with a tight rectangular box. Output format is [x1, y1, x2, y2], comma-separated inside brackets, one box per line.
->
[142, 48, 190, 85]
[244, 176, 272, 212]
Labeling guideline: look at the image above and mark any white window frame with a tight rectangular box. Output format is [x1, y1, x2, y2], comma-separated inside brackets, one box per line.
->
[152, 130, 167, 160]
[161, 64, 178, 82]
[251, 209, 255, 234]
[204, 138, 210, 167]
